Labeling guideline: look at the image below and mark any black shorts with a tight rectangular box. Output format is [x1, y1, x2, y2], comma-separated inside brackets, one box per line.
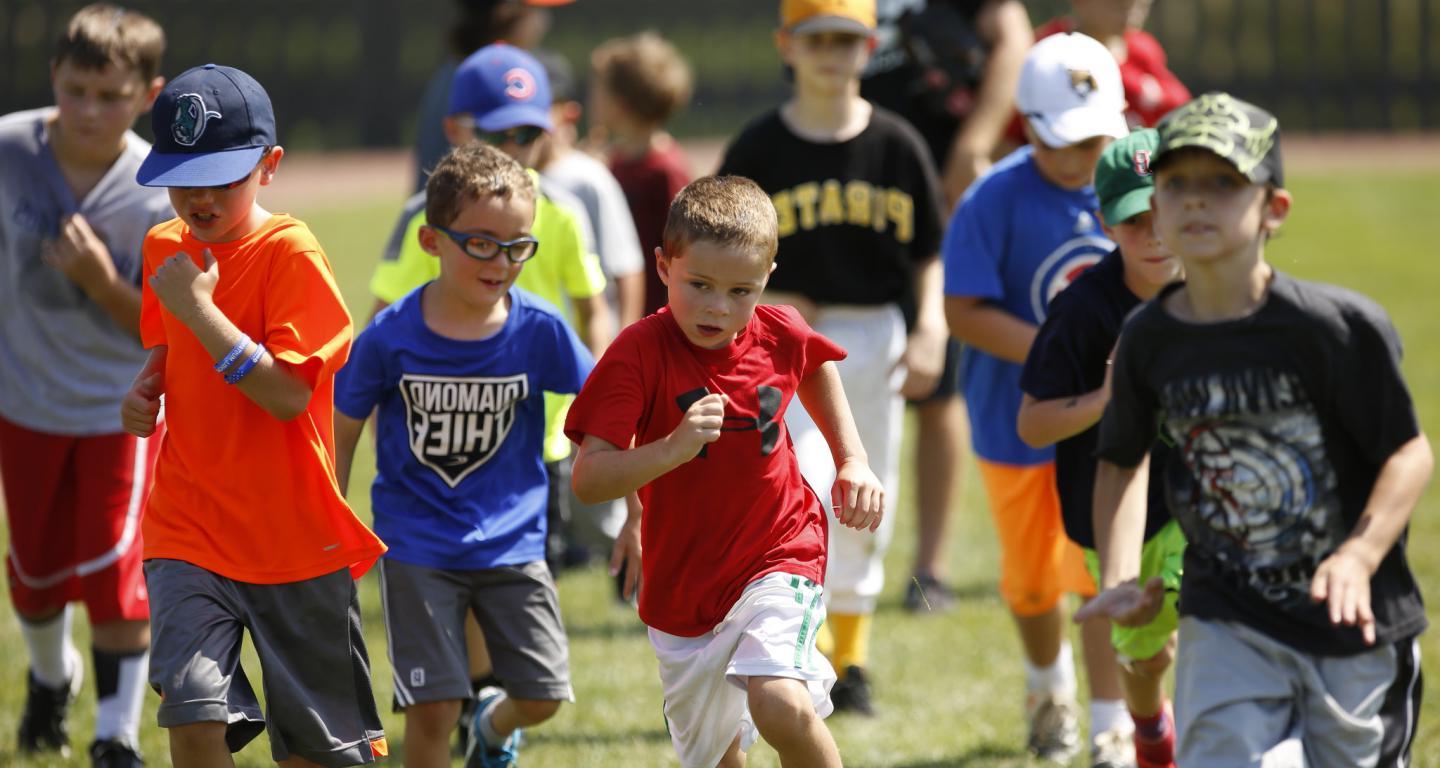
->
[906, 336, 963, 405]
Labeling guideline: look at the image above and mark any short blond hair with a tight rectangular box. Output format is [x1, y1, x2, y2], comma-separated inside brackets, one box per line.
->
[591, 31, 693, 126]
[54, 4, 165, 82]
[663, 176, 778, 262]
[425, 143, 535, 228]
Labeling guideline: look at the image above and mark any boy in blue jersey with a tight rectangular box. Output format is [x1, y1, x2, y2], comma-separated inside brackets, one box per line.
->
[943, 32, 1131, 764]
[334, 143, 594, 768]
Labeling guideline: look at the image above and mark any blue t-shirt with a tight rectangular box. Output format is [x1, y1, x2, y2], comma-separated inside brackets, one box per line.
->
[942, 146, 1114, 465]
[335, 285, 594, 570]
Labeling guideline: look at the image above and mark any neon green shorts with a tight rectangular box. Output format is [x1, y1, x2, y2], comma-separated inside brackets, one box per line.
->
[1084, 520, 1186, 662]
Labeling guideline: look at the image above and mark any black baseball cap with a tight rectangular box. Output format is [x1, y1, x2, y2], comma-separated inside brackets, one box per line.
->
[137, 64, 276, 188]
[1152, 92, 1284, 187]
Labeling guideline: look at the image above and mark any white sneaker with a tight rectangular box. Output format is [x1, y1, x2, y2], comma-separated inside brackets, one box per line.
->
[1025, 692, 1081, 764]
[1091, 725, 1138, 768]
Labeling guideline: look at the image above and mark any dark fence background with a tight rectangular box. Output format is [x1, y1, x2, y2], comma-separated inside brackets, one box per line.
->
[3, 0, 1436, 150]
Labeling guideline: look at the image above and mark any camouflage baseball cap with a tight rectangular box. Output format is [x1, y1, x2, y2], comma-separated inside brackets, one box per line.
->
[1153, 92, 1284, 187]
[1095, 128, 1158, 225]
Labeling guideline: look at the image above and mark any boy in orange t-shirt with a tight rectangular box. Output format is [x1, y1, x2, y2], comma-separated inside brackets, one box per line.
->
[121, 64, 388, 767]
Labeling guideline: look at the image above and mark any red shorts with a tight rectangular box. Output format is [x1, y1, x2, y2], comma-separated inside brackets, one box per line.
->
[0, 414, 160, 624]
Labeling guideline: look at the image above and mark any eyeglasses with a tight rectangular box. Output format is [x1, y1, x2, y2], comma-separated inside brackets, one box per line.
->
[429, 225, 540, 264]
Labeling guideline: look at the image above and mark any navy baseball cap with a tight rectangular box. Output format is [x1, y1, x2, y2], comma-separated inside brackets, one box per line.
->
[136, 64, 276, 188]
[448, 43, 554, 133]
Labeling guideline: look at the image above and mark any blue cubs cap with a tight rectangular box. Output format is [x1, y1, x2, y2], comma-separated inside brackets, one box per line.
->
[448, 43, 554, 133]
[136, 64, 275, 187]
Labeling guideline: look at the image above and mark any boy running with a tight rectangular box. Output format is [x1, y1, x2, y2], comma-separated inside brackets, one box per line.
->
[566, 175, 883, 768]
[122, 63, 388, 767]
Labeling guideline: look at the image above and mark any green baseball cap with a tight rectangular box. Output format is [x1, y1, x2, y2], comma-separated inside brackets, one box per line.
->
[1095, 128, 1158, 225]
[1152, 92, 1284, 187]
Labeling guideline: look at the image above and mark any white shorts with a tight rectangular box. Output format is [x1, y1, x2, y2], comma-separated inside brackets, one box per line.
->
[649, 573, 836, 768]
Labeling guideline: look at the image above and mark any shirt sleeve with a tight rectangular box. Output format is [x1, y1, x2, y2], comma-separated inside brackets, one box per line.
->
[1335, 303, 1421, 464]
[264, 240, 354, 390]
[941, 179, 1009, 300]
[1095, 317, 1159, 468]
[1020, 289, 1103, 401]
[538, 313, 597, 396]
[370, 209, 436, 304]
[333, 320, 388, 420]
[564, 324, 647, 449]
[777, 306, 847, 378]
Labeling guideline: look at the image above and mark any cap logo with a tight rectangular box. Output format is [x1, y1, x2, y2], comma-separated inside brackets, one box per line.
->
[172, 93, 221, 147]
[1067, 69, 1098, 98]
[504, 67, 536, 101]
[1133, 149, 1153, 176]
[1164, 93, 1277, 176]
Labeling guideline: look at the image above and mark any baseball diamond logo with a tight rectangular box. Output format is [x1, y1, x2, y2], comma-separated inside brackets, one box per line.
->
[504, 67, 536, 100]
[172, 93, 221, 147]
[399, 373, 529, 488]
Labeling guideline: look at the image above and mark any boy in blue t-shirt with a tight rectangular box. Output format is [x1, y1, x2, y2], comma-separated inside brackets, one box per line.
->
[942, 32, 1130, 763]
[334, 143, 594, 768]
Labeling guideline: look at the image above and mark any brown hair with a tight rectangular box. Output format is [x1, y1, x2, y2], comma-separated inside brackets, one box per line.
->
[663, 176, 778, 262]
[591, 31, 693, 126]
[425, 143, 536, 228]
[54, 4, 165, 82]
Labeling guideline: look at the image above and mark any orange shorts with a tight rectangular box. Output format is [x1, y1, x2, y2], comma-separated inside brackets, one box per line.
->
[976, 459, 1094, 617]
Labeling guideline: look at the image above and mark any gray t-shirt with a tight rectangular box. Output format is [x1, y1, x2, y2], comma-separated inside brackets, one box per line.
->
[0, 108, 173, 434]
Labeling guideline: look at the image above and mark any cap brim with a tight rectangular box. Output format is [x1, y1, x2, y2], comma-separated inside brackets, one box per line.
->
[136, 145, 265, 187]
[1100, 186, 1153, 226]
[788, 16, 872, 36]
[1028, 108, 1129, 148]
[474, 104, 554, 133]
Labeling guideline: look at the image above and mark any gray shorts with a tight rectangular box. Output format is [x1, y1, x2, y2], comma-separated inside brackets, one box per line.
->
[1175, 616, 1422, 768]
[144, 559, 386, 767]
[379, 558, 572, 708]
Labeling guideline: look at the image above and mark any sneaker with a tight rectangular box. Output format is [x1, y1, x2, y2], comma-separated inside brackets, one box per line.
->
[1025, 693, 1081, 764]
[829, 665, 875, 716]
[89, 739, 144, 768]
[18, 660, 83, 756]
[903, 573, 958, 613]
[464, 686, 521, 768]
[1091, 726, 1137, 768]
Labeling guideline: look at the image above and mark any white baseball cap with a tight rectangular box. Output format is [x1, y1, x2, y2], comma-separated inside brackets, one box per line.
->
[1017, 32, 1128, 148]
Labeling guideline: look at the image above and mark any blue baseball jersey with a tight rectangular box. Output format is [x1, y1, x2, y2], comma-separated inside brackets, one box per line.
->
[335, 285, 594, 570]
[942, 146, 1114, 465]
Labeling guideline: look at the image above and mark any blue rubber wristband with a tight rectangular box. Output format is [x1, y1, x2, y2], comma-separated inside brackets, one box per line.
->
[214, 334, 252, 373]
[224, 343, 266, 385]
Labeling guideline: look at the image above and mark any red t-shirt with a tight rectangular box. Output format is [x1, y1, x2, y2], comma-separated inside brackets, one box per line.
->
[608, 141, 691, 317]
[565, 305, 845, 636]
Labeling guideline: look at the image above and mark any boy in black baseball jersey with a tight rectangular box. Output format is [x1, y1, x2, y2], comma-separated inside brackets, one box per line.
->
[1090, 93, 1430, 767]
[717, 0, 947, 716]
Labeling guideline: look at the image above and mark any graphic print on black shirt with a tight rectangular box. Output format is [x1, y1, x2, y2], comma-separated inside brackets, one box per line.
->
[1160, 366, 1344, 608]
[400, 373, 529, 487]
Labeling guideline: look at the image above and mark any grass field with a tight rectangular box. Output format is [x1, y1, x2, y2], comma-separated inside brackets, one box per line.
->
[2, 165, 1438, 767]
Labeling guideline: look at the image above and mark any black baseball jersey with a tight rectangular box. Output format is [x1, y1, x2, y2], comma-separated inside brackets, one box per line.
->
[1096, 271, 1427, 655]
[717, 106, 945, 327]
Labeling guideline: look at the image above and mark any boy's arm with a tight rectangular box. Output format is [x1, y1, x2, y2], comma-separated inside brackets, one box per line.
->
[942, 0, 1031, 204]
[150, 249, 313, 420]
[616, 272, 646, 329]
[1311, 433, 1434, 645]
[120, 346, 167, 437]
[900, 256, 948, 399]
[333, 410, 367, 498]
[609, 493, 643, 601]
[571, 393, 727, 504]
[43, 213, 141, 337]
[573, 292, 613, 356]
[945, 295, 1037, 364]
[1073, 456, 1163, 627]
[796, 361, 884, 532]
[1016, 382, 1109, 448]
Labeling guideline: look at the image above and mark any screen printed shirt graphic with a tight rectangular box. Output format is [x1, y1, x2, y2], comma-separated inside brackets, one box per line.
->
[400, 373, 528, 488]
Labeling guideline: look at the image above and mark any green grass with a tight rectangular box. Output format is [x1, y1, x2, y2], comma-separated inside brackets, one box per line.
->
[3, 168, 1439, 767]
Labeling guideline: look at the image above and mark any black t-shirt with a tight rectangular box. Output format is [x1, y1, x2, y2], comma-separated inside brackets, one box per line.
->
[1019, 250, 1172, 548]
[717, 107, 945, 327]
[1096, 271, 1427, 655]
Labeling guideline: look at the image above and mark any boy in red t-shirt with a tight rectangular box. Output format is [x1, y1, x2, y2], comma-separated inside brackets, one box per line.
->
[566, 175, 882, 768]
[121, 64, 387, 767]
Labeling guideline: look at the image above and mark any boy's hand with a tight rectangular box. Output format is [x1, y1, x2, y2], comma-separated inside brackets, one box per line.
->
[609, 515, 642, 602]
[666, 393, 727, 461]
[42, 213, 117, 296]
[1073, 577, 1165, 627]
[899, 322, 947, 400]
[120, 372, 164, 437]
[1311, 548, 1377, 645]
[151, 249, 220, 326]
[831, 458, 883, 532]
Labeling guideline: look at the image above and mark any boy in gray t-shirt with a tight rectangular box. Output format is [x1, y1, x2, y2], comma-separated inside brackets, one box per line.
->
[0, 5, 170, 765]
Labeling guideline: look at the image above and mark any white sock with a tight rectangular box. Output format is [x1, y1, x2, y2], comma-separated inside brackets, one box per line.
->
[1090, 698, 1133, 740]
[477, 689, 509, 746]
[20, 606, 77, 688]
[94, 648, 148, 747]
[1024, 639, 1077, 698]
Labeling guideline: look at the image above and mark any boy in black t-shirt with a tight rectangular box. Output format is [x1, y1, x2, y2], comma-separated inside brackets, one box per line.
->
[1089, 93, 1430, 767]
[1019, 128, 1182, 768]
[717, 0, 948, 716]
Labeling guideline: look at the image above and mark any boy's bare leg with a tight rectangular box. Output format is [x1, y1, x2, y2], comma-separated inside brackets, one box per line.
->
[403, 700, 462, 768]
[487, 696, 562, 737]
[1119, 637, 1175, 719]
[465, 615, 492, 681]
[89, 618, 149, 652]
[717, 733, 745, 768]
[1080, 611, 1125, 702]
[912, 395, 965, 582]
[167, 722, 234, 768]
[1014, 605, 1064, 666]
[747, 676, 841, 768]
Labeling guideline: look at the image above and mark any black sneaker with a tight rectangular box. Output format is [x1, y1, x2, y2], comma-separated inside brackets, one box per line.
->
[903, 573, 958, 613]
[89, 739, 144, 768]
[18, 669, 79, 755]
[829, 665, 875, 716]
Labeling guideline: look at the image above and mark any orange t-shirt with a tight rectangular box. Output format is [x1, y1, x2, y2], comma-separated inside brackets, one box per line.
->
[139, 214, 385, 584]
